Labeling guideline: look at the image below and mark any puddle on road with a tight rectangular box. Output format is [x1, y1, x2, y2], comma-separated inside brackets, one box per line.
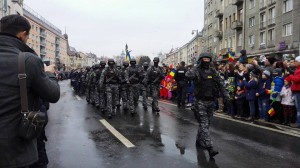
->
[152, 134, 198, 164]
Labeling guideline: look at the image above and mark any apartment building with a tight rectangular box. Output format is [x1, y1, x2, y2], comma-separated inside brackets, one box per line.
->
[23, 4, 69, 70]
[245, 0, 300, 58]
[0, 0, 23, 18]
[204, 0, 300, 60]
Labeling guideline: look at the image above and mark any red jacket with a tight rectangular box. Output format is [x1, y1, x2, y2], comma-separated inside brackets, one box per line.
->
[289, 66, 300, 92]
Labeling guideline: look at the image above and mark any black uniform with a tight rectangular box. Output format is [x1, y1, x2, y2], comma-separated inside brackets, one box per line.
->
[174, 62, 188, 108]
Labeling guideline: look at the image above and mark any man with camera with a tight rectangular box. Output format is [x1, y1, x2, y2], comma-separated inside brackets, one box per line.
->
[0, 15, 60, 168]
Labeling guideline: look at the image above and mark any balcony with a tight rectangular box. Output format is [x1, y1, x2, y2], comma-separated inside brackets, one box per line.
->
[260, 2, 267, 10]
[268, 18, 276, 27]
[215, 10, 223, 18]
[40, 32, 46, 38]
[232, 21, 243, 30]
[267, 40, 275, 48]
[214, 31, 223, 38]
[40, 50, 47, 55]
[268, 0, 276, 6]
[40, 41, 46, 47]
[232, 0, 243, 5]
[55, 40, 60, 45]
[260, 21, 266, 29]
[259, 43, 266, 49]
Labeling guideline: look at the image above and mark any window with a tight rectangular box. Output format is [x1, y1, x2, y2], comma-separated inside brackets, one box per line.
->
[268, 28, 275, 42]
[260, 13, 266, 28]
[283, 23, 292, 36]
[283, 0, 293, 13]
[269, 7, 276, 24]
[261, 0, 266, 8]
[229, 16, 232, 28]
[249, 17, 255, 27]
[225, 18, 228, 29]
[225, 39, 227, 48]
[238, 33, 242, 46]
[249, 35, 255, 45]
[249, 0, 255, 9]
[260, 31, 266, 43]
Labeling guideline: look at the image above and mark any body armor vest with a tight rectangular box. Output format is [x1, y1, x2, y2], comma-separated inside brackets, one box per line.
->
[105, 68, 118, 84]
[195, 68, 217, 100]
[128, 66, 139, 84]
[149, 66, 161, 82]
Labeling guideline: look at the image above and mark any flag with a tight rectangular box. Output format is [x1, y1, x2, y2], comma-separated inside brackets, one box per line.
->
[228, 48, 235, 62]
[268, 108, 275, 117]
[125, 44, 131, 61]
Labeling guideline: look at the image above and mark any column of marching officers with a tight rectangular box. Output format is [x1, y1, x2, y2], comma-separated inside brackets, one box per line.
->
[71, 57, 164, 119]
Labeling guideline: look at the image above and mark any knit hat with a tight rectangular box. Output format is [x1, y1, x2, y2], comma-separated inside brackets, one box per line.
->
[240, 49, 246, 55]
[267, 56, 276, 65]
[273, 68, 282, 75]
[295, 56, 300, 62]
[250, 69, 259, 78]
[263, 70, 271, 77]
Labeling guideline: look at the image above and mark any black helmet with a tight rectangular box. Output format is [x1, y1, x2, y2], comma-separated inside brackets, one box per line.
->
[86, 66, 91, 71]
[100, 61, 106, 66]
[94, 64, 100, 69]
[153, 57, 160, 63]
[123, 61, 129, 67]
[198, 52, 212, 62]
[108, 59, 115, 66]
[130, 58, 136, 65]
[143, 62, 149, 67]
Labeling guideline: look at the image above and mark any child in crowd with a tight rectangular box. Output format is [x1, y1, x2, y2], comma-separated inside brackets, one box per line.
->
[256, 70, 272, 121]
[245, 70, 259, 122]
[271, 68, 284, 123]
[235, 83, 246, 118]
[280, 76, 296, 125]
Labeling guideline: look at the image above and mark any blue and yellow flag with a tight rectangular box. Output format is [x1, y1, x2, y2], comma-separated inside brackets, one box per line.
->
[125, 44, 131, 61]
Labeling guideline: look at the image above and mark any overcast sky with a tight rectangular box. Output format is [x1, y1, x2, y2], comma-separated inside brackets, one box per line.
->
[25, 0, 204, 58]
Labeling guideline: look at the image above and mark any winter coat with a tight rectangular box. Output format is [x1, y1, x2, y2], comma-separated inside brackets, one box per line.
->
[271, 76, 284, 101]
[0, 33, 60, 168]
[245, 79, 258, 101]
[257, 77, 272, 98]
[280, 85, 295, 106]
[289, 66, 300, 92]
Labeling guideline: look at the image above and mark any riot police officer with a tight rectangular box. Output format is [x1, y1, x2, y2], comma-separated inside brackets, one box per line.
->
[120, 61, 129, 111]
[140, 62, 149, 110]
[80, 66, 91, 95]
[89, 64, 99, 105]
[174, 61, 188, 108]
[125, 58, 141, 115]
[143, 57, 164, 114]
[99, 59, 121, 119]
[95, 61, 106, 111]
[185, 52, 229, 158]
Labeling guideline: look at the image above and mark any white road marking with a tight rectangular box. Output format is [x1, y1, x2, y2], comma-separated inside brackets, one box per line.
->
[75, 95, 82, 100]
[157, 100, 300, 138]
[99, 119, 135, 148]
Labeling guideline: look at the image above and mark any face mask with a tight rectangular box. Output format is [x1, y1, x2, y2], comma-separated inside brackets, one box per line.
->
[154, 62, 159, 66]
[201, 61, 210, 69]
[144, 66, 148, 70]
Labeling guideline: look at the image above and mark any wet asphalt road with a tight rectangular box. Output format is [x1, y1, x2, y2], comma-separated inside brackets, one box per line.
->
[45, 80, 300, 168]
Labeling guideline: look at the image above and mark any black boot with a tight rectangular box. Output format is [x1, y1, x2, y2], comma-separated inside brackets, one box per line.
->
[207, 147, 219, 158]
[283, 115, 288, 125]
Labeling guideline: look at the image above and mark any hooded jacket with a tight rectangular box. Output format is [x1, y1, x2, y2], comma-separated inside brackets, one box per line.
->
[0, 33, 60, 168]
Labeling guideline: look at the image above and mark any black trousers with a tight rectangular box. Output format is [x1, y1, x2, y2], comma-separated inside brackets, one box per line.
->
[177, 83, 187, 106]
[29, 128, 48, 168]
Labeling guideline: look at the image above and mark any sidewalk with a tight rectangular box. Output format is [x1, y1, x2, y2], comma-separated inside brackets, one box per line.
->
[156, 98, 300, 138]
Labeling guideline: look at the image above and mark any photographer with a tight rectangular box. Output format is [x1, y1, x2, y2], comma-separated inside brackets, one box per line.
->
[0, 15, 60, 168]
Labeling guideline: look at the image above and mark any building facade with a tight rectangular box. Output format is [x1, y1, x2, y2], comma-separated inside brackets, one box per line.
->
[0, 0, 23, 18]
[23, 4, 68, 70]
[203, 0, 300, 60]
[245, 0, 300, 58]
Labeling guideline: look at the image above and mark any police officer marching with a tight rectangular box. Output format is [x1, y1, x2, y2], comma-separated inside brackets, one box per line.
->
[125, 59, 141, 116]
[143, 57, 165, 115]
[96, 61, 107, 112]
[140, 62, 149, 110]
[99, 59, 121, 119]
[174, 61, 188, 109]
[120, 61, 129, 111]
[185, 52, 229, 158]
